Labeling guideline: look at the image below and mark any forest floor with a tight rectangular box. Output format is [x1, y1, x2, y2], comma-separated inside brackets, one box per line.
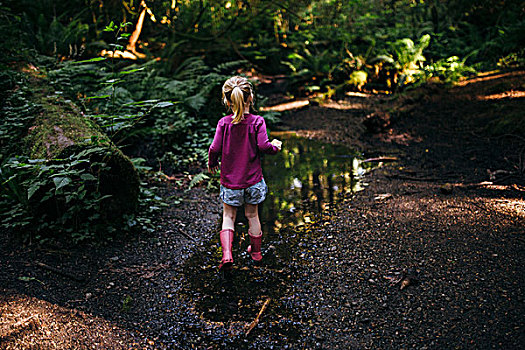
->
[1, 71, 524, 349]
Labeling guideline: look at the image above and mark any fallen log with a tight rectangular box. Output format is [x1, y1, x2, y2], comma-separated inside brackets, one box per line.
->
[23, 94, 140, 218]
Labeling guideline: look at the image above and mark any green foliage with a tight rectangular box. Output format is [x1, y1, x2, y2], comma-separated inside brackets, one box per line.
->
[121, 295, 133, 313]
[3, 0, 522, 244]
[1, 150, 112, 243]
[119, 179, 168, 235]
[268, 1, 521, 92]
[388, 34, 431, 86]
[0, 146, 160, 243]
[282, 48, 337, 89]
[7, 0, 523, 81]
[6, 0, 522, 94]
[497, 50, 525, 69]
[347, 71, 368, 90]
[0, 79, 41, 158]
[12, 0, 90, 58]
[187, 172, 210, 191]
[422, 56, 477, 84]
[49, 55, 248, 174]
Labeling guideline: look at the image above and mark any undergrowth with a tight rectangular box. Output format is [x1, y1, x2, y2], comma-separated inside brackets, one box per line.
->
[0, 48, 271, 244]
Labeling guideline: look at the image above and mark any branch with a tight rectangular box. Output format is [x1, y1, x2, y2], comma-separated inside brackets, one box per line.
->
[188, 0, 207, 31]
[35, 261, 86, 282]
[268, 0, 304, 20]
[167, 228, 196, 242]
[362, 156, 398, 163]
[11, 315, 37, 329]
[245, 298, 271, 336]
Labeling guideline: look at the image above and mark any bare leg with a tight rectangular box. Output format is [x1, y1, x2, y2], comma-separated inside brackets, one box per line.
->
[222, 203, 237, 231]
[244, 203, 261, 235]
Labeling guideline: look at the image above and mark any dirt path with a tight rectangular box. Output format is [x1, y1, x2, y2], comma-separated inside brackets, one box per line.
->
[1, 71, 524, 349]
[276, 71, 524, 348]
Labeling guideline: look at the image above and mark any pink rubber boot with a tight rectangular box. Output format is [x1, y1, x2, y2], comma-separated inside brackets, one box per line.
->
[219, 229, 234, 270]
[247, 232, 263, 262]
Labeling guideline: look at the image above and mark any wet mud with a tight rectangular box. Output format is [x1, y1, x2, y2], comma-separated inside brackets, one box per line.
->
[178, 132, 376, 347]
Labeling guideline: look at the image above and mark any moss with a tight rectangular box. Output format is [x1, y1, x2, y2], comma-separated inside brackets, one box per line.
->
[22, 84, 140, 218]
[25, 96, 110, 159]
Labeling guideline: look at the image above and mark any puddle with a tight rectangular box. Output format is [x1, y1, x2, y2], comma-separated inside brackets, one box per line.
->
[179, 132, 375, 346]
[261, 131, 370, 234]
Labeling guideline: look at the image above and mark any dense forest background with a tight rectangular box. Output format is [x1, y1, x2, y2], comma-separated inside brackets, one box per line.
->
[1, 0, 524, 242]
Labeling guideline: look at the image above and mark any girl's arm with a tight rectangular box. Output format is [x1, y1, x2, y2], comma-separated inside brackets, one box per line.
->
[256, 118, 280, 154]
[208, 121, 223, 171]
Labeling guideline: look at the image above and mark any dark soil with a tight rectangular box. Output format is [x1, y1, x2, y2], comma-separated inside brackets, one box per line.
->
[270, 70, 525, 349]
[1, 71, 524, 349]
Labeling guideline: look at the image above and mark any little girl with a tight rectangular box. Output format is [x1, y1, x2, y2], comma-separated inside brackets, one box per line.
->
[208, 76, 282, 270]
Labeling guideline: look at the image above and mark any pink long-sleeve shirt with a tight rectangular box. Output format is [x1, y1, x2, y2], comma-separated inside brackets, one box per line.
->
[208, 113, 279, 189]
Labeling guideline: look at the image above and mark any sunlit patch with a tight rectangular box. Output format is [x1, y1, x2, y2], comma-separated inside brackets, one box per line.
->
[455, 70, 523, 86]
[320, 100, 368, 110]
[145, 6, 156, 22]
[0, 293, 143, 348]
[100, 49, 143, 60]
[482, 183, 524, 191]
[488, 198, 525, 218]
[478, 90, 525, 100]
[291, 178, 303, 189]
[260, 100, 309, 112]
[21, 63, 39, 72]
[345, 91, 373, 98]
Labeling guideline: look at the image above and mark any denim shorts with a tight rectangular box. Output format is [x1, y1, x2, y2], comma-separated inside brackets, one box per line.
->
[220, 178, 268, 206]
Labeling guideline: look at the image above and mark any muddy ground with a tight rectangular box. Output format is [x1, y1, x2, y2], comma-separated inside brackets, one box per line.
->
[1, 71, 524, 349]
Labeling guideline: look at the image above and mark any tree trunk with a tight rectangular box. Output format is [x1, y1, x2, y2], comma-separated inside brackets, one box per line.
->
[126, 2, 147, 59]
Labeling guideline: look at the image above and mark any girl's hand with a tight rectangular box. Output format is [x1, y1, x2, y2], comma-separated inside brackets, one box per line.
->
[208, 165, 219, 174]
[271, 139, 282, 151]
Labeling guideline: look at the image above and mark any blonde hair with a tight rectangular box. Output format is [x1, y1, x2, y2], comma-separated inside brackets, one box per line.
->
[222, 76, 254, 124]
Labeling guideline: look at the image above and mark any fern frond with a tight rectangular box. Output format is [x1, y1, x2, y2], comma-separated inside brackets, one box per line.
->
[188, 172, 210, 190]
[213, 60, 248, 73]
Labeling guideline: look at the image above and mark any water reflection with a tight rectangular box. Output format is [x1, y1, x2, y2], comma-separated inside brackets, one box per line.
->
[262, 131, 372, 233]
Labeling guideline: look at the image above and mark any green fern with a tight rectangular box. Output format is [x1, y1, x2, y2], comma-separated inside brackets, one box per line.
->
[213, 60, 248, 73]
[188, 172, 210, 190]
